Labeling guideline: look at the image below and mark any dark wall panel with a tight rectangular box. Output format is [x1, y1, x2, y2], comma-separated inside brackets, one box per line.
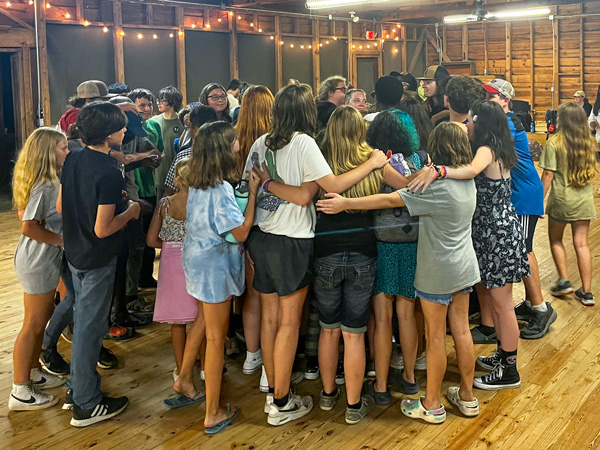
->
[356, 57, 378, 97]
[282, 37, 312, 87]
[407, 41, 426, 78]
[238, 34, 276, 94]
[319, 40, 346, 82]
[47, 24, 114, 124]
[382, 41, 403, 77]
[124, 30, 177, 102]
[185, 30, 230, 103]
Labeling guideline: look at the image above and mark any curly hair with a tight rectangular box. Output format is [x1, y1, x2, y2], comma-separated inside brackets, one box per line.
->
[366, 109, 420, 157]
[445, 75, 486, 114]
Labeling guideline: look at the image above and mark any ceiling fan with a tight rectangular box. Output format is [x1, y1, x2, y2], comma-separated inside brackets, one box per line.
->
[443, 0, 550, 24]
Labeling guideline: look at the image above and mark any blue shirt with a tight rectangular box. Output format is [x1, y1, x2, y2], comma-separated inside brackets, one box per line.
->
[507, 112, 544, 216]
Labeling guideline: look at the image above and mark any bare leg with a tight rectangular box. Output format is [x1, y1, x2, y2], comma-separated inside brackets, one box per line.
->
[447, 292, 475, 401]
[396, 296, 417, 383]
[486, 284, 519, 352]
[171, 324, 187, 375]
[318, 327, 341, 395]
[523, 251, 544, 306]
[173, 302, 206, 398]
[415, 301, 425, 355]
[243, 256, 261, 353]
[479, 293, 494, 328]
[342, 331, 366, 405]
[548, 219, 569, 281]
[367, 311, 376, 362]
[372, 293, 393, 393]
[419, 299, 447, 410]
[260, 292, 280, 390]
[14, 292, 56, 383]
[571, 220, 592, 292]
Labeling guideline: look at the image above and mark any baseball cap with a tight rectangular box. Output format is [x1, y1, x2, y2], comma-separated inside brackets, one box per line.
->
[416, 65, 450, 81]
[483, 79, 516, 99]
[76, 80, 116, 99]
[573, 90, 585, 97]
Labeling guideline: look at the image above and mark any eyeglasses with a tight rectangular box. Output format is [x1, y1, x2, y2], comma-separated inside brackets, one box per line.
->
[156, 99, 168, 104]
[207, 94, 228, 101]
[334, 87, 348, 94]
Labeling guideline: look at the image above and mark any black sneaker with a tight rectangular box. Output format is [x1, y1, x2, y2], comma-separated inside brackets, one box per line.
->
[70, 395, 129, 427]
[514, 301, 532, 321]
[126, 295, 154, 314]
[520, 303, 558, 340]
[97, 346, 118, 370]
[335, 360, 345, 386]
[476, 349, 500, 371]
[474, 363, 520, 390]
[40, 347, 70, 376]
[304, 357, 320, 380]
[574, 288, 595, 306]
[62, 388, 74, 410]
[470, 325, 497, 344]
[61, 323, 74, 344]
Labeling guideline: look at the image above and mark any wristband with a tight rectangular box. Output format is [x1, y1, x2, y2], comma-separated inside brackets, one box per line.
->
[262, 178, 272, 192]
[430, 165, 439, 180]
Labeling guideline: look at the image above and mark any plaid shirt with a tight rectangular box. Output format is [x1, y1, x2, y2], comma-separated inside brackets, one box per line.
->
[164, 146, 192, 190]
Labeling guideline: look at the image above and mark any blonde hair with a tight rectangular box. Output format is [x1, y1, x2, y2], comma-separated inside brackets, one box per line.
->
[173, 158, 190, 192]
[555, 102, 597, 188]
[235, 85, 274, 176]
[320, 106, 383, 211]
[428, 122, 473, 167]
[12, 127, 66, 211]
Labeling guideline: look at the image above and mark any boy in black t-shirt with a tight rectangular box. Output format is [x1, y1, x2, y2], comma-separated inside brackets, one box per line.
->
[59, 102, 140, 427]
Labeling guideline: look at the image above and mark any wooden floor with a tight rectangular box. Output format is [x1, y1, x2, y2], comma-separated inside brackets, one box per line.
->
[1, 173, 599, 450]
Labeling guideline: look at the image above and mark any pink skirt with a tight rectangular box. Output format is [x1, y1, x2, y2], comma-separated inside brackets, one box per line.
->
[154, 242, 198, 323]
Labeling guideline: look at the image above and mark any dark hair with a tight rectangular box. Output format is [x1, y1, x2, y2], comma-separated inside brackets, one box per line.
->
[227, 79, 242, 91]
[593, 84, 600, 116]
[75, 101, 128, 146]
[399, 72, 418, 92]
[107, 82, 129, 94]
[178, 105, 192, 125]
[374, 76, 404, 110]
[367, 109, 420, 157]
[426, 76, 449, 111]
[470, 100, 517, 170]
[199, 83, 232, 123]
[399, 91, 434, 152]
[389, 71, 402, 77]
[127, 88, 154, 104]
[316, 101, 338, 130]
[157, 86, 183, 112]
[69, 97, 87, 108]
[182, 121, 238, 189]
[445, 75, 485, 114]
[266, 84, 317, 151]
[189, 105, 218, 128]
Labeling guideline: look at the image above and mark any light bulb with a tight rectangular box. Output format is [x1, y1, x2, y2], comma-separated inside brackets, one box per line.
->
[153, 34, 158, 39]
[217, 18, 221, 22]
[270, 35, 274, 40]
[205, 23, 211, 29]
[178, 30, 184, 36]
[250, 23, 254, 27]
[191, 23, 196, 28]
[6, 2, 12, 7]
[65, 13, 71, 18]
[119, 30, 125, 37]
[45, 3, 51, 9]
[290, 44, 294, 48]
[137, 33, 143, 39]
[83, 20, 90, 26]
[103, 26, 109, 33]
[169, 33, 174, 38]
[258, 28, 263, 32]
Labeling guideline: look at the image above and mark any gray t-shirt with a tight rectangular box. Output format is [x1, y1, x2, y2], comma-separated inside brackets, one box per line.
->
[398, 179, 480, 295]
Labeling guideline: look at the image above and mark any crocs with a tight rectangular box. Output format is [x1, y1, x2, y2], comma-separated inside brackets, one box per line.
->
[446, 386, 479, 417]
[400, 397, 446, 424]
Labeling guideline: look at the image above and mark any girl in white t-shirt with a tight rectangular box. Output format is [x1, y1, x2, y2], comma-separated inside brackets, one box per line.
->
[246, 84, 388, 426]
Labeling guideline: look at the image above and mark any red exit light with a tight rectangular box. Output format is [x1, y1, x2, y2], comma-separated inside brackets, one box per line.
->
[365, 31, 376, 40]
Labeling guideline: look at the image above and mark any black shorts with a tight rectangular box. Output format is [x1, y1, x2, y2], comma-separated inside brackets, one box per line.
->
[246, 227, 313, 297]
[518, 214, 539, 253]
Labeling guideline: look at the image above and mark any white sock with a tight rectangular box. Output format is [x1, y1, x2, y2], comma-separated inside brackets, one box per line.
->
[247, 349, 261, 359]
[532, 302, 548, 312]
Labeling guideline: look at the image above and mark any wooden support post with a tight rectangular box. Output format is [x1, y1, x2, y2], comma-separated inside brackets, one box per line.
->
[34, 0, 50, 125]
[580, 15, 584, 92]
[347, 20, 353, 86]
[112, 1, 125, 84]
[146, 4, 153, 27]
[22, 48, 34, 137]
[229, 14, 239, 82]
[275, 16, 282, 91]
[483, 23, 488, 75]
[529, 21, 534, 118]
[401, 25, 407, 71]
[312, 19, 320, 94]
[75, 0, 83, 21]
[505, 22, 512, 83]
[442, 25, 447, 59]
[176, 7, 186, 104]
[462, 24, 468, 61]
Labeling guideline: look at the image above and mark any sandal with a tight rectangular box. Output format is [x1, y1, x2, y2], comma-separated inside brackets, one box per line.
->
[400, 396, 446, 424]
[447, 386, 479, 417]
[164, 391, 206, 409]
[362, 379, 392, 405]
[205, 404, 239, 435]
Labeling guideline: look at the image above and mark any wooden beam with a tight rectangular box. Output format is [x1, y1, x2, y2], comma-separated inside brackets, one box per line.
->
[275, 15, 282, 91]
[552, 15, 559, 108]
[579, 14, 583, 94]
[176, 7, 186, 104]
[347, 20, 353, 85]
[146, 4, 154, 27]
[483, 23, 488, 75]
[75, 0, 83, 21]
[0, 28, 35, 47]
[505, 22, 512, 82]
[312, 19, 320, 94]
[34, 0, 50, 126]
[407, 28, 426, 73]
[0, 6, 33, 31]
[229, 13, 239, 82]
[112, 1, 125, 84]
[21, 47, 34, 138]
[462, 24, 468, 61]
[529, 21, 534, 117]
[11, 51, 26, 144]
[401, 25, 407, 71]
[425, 29, 450, 62]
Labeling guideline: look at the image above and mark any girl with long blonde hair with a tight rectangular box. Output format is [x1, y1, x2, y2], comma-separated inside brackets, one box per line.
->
[541, 101, 597, 305]
[10, 127, 69, 411]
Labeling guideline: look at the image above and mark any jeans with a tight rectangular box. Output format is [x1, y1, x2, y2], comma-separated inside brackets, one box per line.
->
[69, 258, 117, 410]
[313, 252, 376, 334]
[42, 256, 75, 349]
[126, 217, 145, 296]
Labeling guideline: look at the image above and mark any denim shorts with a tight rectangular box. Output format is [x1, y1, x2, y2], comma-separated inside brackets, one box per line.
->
[415, 287, 473, 306]
[313, 252, 376, 334]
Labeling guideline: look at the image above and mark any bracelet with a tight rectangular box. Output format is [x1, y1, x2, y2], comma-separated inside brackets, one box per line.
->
[262, 178, 272, 192]
[430, 165, 439, 180]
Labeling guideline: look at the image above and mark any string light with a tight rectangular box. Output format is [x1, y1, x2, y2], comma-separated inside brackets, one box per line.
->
[250, 23, 254, 27]
[300, 45, 304, 49]
[270, 35, 274, 40]
[280, 40, 284, 45]
[325, 40, 329, 44]
[237, 15, 241, 20]
[352, 44, 355, 48]
[119, 30, 125, 37]
[191, 23, 196, 28]
[394, 48, 399, 53]
[394, 37, 399, 41]
[178, 30, 184, 36]
[359, 45, 362, 49]
[153, 34, 158, 39]
[45, 3, 51, 8]
[137, 33, 143, 39]
[217, 18, 222, 22]
[169, 33, 174, 38]
[205, 23, 211, 29]
[102, 26, 109, 33]
[290, 44, 294, 48]
[333, 36, 337, 40]
[366, 45, 370, 48]
[228, 11, 233, 17]
[83, 20, 89, 26]
[65, 12, 70, 18]
[308, 45, 312, 48]
[319, 43, 322, 47]
[5, 2, 11, 7]
[386, 34, 390, 39]
[258, 28, 263, 32]
[29, 0, 33, 4]
[392, 28, 396, 33]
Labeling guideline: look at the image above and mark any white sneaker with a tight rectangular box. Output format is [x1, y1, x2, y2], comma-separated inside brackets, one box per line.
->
[267, 393, 313, 426]
[259, 366, 269, 393]
[172, 368, 179, 382]
[243, 350, 263, 375]
[31, 367, 66, 389]
[8, 382, 59, 411]
[264, 393, 273, 413]
[415, 352, 427, 371]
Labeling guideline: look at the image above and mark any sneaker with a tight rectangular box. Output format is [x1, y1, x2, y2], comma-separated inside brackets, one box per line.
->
[63, 388, 74, 410]
[105, 325, 136, 341]
[446, 386, 479, 417]
[8, 382, 59, 411]
[319, 388, 340, 411]
[401, 396, 446, 424]
[304, 357, 320, 380]
[61, 323, 74, 344]
[243, 351, 263, 375]
[550, 280, 574, 297]
[575, 288, 595, 306]
[345, 395, 375, 424]
[264, 393, 273, 414]
[390, 350, 404, 370]
[390, 369, 419, 395]
[514, 301, 533, 321]
[70, 395, 129, 427]
[97, 346, 119, 370]
[476, 349, 500, 371]
[415, 352, 427, 371]
[225, 336, 241, 356]
[335, 361, 345, 385]
[520, 303, 558, 340]
[362, 379, 392, 405]
[40, 347, 70, 376]
[31, 367, 67, 389]
[470, 325, 497, 344]
[366, 360, 376, 377]
[126, 295, 154, 314]
[117, 313, 153, 329]
[474, 363, 520, 390]
[291, 371, 304, 386]
[267, 393, 313, 426]
[259, 366, 269, 393]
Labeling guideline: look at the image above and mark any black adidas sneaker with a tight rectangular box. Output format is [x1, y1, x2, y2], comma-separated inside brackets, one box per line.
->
[70, 395, 129, 427]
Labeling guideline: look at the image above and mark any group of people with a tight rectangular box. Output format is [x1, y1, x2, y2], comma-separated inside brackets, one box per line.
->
[8, 66, 598, 435]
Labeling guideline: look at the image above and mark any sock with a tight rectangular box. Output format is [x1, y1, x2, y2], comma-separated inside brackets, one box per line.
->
[247, 349, 261, 359]
[323, 389, 337, 397]
[532, 302, 548, 312]
[479, 325, 495, 336]
[268, 387, 275, 394]
[274, 393, 290, 408]
[500, 349, 517, 368]
[496, 339, 502, 353]
[347, 400, 361, 410]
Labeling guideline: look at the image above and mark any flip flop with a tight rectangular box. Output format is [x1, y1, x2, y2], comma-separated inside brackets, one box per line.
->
[205, 404, 240, 435]
[164, 391, 206, 409]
